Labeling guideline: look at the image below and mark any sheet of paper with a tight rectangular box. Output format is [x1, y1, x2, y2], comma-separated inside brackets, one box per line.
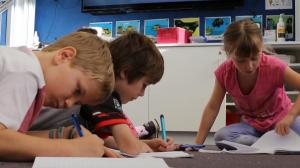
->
[113, 149, 192, 158]
[199, 130, 300, 154]
[252, 130, 300, 153]
[32, 157, 169, 168]
[138, 151, 192, 158]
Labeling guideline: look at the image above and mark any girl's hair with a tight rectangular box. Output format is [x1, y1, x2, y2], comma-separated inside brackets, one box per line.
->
[223, 19, 263, 59]
[42, 32, 114, 103]
[109, 32, 164, 84]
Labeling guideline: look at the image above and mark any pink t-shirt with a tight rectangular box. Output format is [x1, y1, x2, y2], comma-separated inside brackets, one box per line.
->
[215, 53, 292, 132]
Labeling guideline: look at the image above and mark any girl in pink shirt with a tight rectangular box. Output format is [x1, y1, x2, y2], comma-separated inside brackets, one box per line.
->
[195, 19, 300, 146]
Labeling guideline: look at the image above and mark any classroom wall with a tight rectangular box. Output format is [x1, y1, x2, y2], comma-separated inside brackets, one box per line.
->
[296, 0, 300, 41]
[0, 10, 7, 45]
[35, 0, 295, 44]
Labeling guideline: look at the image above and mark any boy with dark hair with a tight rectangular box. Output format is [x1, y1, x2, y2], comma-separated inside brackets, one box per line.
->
[80, 32, 174, 155]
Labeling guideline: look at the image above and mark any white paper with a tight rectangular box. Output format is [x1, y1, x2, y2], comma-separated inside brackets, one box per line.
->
[251, 130, 300, 154]
[32, 157, 169, 168]
[117, 150, 192, 158]
[138, 151, 192, 158]
[199, 130, 300, 154]
[265, 0, 293, 10]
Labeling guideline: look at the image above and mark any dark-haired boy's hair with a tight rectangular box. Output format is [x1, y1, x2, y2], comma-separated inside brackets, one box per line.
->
[109, 32, 164, 84]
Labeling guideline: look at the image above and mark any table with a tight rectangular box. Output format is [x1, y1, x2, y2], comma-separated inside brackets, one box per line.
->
[2, 150, 300, 168]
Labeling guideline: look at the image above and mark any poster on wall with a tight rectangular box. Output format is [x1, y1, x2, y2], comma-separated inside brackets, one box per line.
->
[89, 22, 113, 37]
[115, 20, 140, 37]
[144, 18, 169, 38]
[174, 17, 200, 36]
[266, 15, 294, 40]
[235, 15, 263, 29]
[265, 0, 293, 10]
[205, 16, 231, 41]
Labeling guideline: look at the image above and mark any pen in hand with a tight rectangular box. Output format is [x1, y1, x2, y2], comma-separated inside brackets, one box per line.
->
[160, 114, 167, 142]
[71, 113, 84, 137]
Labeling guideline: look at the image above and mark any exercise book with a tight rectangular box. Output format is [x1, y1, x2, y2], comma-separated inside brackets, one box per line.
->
[199, 130, 300, 154]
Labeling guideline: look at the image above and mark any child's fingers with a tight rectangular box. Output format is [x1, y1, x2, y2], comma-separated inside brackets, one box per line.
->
[283, 125, 290, 135]
[104, 147, 123, 158]
[166, 137, 174, 145]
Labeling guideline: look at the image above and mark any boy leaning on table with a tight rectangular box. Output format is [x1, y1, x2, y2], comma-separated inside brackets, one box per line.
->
[0, 31, 114, 161]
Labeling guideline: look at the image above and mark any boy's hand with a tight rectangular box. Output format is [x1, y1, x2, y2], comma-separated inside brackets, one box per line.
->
[140, 141, 153, 153]
[69, 134, 105, 157]
[144, 137, 176, 152]
[275, 113, 296, 136]
[67, 125, 92, 138]
[103, 147, 123, 158]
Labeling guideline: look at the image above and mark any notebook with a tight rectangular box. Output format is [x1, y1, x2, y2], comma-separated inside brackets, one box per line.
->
[32, 157, 169, 168]
[199, 130, 300, 154]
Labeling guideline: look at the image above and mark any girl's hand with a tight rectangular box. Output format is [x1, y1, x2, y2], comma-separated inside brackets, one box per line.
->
[275, 114, 296, 136]
[144, 137, 176, 152]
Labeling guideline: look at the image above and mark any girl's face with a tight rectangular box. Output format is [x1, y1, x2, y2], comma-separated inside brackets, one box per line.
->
[231, 53, 261, 75]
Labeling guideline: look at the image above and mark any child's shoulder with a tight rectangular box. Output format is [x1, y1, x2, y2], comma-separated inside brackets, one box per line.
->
[261, 53, 287, 67]
[216, 59, 234, 73]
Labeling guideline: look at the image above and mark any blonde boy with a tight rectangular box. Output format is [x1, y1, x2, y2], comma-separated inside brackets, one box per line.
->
[0, 32, 114, 161]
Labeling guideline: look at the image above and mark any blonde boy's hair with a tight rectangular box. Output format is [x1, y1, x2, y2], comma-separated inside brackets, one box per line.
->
[42, 32, 114, 103]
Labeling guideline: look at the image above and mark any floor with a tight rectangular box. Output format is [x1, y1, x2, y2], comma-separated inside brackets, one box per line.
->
[166, 131, 215, 145]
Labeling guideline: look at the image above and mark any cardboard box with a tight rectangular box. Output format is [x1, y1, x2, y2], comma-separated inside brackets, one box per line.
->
[157, 27, 191, 44]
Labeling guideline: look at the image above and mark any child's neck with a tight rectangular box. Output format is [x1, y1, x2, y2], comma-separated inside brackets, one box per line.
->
[237, 70, 258, 95]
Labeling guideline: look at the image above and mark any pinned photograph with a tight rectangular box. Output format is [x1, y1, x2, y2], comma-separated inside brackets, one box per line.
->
[205, 16, 231, 41]
[116, 20, 140, 37]
[266, 15, 294, 40]
[174, 17, 200, 36]
[89, 22, 113, 37]
[235, 15, 263, 29]
[265, 0, 292, 10]
[144, 18, 169, 38]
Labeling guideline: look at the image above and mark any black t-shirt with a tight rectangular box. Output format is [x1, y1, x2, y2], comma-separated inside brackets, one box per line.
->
[80, 91, 129, 139]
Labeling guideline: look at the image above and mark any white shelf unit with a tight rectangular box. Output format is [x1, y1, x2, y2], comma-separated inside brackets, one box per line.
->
[124, 44, 226, 132]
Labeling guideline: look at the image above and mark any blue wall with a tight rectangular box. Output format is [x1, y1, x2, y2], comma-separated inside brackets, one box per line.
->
[35, 0, 295, 44]
[0, 10, 8, 45]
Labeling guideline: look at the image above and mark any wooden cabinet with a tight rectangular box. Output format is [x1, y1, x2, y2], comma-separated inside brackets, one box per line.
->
[124, 44, 226, 132]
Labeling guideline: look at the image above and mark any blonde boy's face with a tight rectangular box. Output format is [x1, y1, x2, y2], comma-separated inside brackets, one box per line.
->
[43, 48, 101, 108]
[115, 73, 148, 104]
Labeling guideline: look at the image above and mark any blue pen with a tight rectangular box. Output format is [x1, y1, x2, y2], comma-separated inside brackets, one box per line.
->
[71, 114, 84, 137]
[160, 114, 167, 141]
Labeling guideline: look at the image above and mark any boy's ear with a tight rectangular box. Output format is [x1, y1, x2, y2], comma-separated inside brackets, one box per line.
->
[53, 46, 77, 65]
[120, 70, 127, 79]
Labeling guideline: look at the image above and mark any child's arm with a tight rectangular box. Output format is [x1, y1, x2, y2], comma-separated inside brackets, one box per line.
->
[275, 67, 300, 135]
[195, 79, 226, 144]
[111, 124, 152, 155]
[104, 136, 118, 149]
[0, 124, 105, 161]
